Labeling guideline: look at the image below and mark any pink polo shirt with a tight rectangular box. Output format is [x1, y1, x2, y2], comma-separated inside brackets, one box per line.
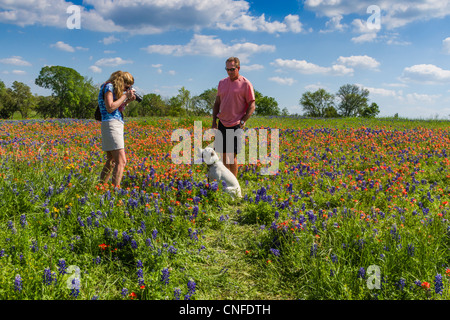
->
[217, 75, 255, 127]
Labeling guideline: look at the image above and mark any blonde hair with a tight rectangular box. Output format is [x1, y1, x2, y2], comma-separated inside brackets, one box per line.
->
[226, 57, 240, 68]
[106, 71, 134, 99]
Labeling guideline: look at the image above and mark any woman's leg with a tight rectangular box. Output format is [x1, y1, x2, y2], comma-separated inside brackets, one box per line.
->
[111, 148, 127, 187]
[100, 151, 114, 184]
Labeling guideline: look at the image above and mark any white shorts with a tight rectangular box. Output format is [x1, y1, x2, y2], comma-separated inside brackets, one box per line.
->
[101, 120, 124, 151]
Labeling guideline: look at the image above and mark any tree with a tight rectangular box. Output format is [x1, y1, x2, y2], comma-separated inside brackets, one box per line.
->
[178, 86, 192, 114]
[34, 95, 59, 119]
[192, 87, 217, 115]
[35, 66, 96, 118]
[255, 90, 280, 116]
[359, 102, 380, 118]
[8, 81, 35, 119]
[336, 84, 369, 117]
[0, 80, 15, 119]
[141, 93, 167, 116]
[300, 88, 335, 117]
[281, 107, 290, 116]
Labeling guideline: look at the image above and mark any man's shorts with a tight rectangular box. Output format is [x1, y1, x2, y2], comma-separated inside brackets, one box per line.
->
[215, 120, 243, 155]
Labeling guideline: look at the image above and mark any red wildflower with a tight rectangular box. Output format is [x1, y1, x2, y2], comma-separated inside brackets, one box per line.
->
[421, 281, 430, 290]
[129, 292, 137, 299]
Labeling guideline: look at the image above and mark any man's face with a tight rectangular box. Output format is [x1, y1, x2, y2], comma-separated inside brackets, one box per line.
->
[226, 61, 240, 81]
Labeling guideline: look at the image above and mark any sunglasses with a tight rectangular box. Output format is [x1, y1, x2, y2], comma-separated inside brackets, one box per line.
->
[225, 67, 238, 72]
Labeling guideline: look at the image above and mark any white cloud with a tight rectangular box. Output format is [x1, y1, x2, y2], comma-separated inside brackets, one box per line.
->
[218, 13, 304, 34]
[406, 92, 441, 104]
[101, 35, 120, 45]
[337, 55, 380, 70]
[271, 58, 353, 76]
[11, 70, 26, 75]
[443, 37, 450, 54]
[0, 0, 306, 34]
[94, 57, 133, 67]
[304, 0, 450, 30]
[50, 41, 75, 52]
[320, 15, 347, 33]
[401, 64, 450, 84]
[268, 76, 296, 86]
[142, 34, 275, 62]
[0, 55, 31, 66]
[241, 64, 264, 72]
[89, 65, 102, 73]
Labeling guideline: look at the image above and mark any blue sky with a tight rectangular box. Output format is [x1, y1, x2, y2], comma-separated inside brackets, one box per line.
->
[1, 0, 450, 118]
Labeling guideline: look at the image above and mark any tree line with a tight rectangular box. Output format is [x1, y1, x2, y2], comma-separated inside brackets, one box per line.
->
[0, 65, 379, 120]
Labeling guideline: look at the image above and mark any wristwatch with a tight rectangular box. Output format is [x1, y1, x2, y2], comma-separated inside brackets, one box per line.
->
[240, 120, 245, 125]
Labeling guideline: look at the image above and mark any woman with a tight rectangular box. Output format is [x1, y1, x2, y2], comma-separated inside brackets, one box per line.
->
[98, 70, 136, 187]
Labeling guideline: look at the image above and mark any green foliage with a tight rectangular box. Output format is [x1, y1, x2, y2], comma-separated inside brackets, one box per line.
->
[300, 88, 336, 118]
[35, 66, 96, 119]
[255, 90, 281, 116]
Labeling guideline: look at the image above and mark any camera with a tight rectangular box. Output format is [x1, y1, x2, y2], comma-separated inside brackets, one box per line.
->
[130, 86, 143, 103]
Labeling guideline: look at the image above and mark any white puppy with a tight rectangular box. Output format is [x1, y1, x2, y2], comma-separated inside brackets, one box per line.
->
[198, 147, 242, 198]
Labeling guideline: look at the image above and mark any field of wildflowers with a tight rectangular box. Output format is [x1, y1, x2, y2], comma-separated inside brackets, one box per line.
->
[1, 116, 450, 300]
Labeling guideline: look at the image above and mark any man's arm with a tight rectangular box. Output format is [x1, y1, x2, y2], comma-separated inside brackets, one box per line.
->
[240, 100, 255, 128]
[212, 95, 220, 128]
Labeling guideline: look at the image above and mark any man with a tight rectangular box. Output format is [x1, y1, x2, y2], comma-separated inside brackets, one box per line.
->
[212, 57, 256, 178]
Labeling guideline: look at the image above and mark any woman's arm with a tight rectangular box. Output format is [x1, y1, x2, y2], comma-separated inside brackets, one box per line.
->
[104, 90, 135, 114]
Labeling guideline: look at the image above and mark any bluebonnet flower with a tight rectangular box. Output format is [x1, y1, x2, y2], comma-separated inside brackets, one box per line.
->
[331, 253, 338, 263]
[407, 244, 415, 257]
[122, 231, 130, 243]
[137, 268, 144, 279]
[187, 280, 196, 295]
[93, 256, 101, 265]
[397, 278, 406, 291]
[168, 245, 177, 255]
[20, 215, 27, 229]
[14, 274, 22, 292]
[58, 259, 68, 275]
[7, 221, 16, 234]
[270, 248, 280, 257]
[77, 217, 85, 227]
[43, 268, 54, 285]
[435, 274, 443, 295]
[121, 288, 129, 297]
[152, 229, 158, 240]
[137, 260, 143, 268]
[130, 240, 138, 249]
[174, 288, 182, 300]
[310, 243, 318, 257]
[70, 277, 80, 298]
[161, 268, 170, 285]
[357, 267, 366, 279]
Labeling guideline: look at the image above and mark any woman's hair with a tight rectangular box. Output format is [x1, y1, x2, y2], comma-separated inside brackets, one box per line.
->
[106, 71, 134, 99]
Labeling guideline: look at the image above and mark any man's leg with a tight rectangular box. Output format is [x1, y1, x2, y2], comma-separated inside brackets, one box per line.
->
[224, 152, 238, 178]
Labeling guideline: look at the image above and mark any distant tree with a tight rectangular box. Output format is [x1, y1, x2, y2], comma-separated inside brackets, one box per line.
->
[192, 87, 217, 115]
[300, 88, 335, 117]
[166, 95, 185, 117]
[9, 81, 35, 119]
[336, 84, 369, 117]
[35, 66, 95, 118]
[359, 102, 380, 118]
[178, 86, 192, 114]
[281, 107, 290, 116]
[255, 90, 280, 116]
[141, 93, 167, 116]
[35, 95, 60, 119]
[0, 80, 15, 119]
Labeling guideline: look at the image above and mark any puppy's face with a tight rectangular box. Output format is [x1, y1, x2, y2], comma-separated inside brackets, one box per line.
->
[199, 147, 219, 165]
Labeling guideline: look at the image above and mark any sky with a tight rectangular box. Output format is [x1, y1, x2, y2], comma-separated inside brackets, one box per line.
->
[1, 0, 450, 119]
